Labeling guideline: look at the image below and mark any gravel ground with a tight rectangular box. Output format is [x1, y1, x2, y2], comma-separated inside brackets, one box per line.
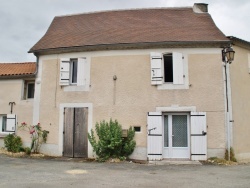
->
[0, 154, 250, 188]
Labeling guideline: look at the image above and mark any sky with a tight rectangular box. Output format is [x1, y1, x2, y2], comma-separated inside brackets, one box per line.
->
[0, 0, 249, 62]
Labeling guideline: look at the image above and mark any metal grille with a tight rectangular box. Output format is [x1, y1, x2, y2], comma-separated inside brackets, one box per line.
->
[164, 116, 169, 147]
[172, 115, 187, 147]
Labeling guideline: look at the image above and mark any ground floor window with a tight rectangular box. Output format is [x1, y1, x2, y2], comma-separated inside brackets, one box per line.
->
[0, 115, 7, 133]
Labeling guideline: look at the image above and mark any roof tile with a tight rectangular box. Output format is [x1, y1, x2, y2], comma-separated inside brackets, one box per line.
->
[29, 8, 229, 53]
[0, 62, 36, 77]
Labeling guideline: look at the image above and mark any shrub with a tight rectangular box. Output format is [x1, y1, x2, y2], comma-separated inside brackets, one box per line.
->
[4, 134, 23, 153]
[88, 119, 136, 162]
[121, 126, 136, 157]
[24, 147, 31, 155]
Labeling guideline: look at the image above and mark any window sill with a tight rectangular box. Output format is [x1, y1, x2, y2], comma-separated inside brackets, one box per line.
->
[21, 98, 34, 101]
[0, 133, 14, 138]
[63, 85, 90, 92]
[157, 83, 189, 90]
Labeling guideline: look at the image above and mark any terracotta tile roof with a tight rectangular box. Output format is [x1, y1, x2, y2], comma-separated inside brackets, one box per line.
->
[0, 62, 36, 77]
[29, 7, 229, 53]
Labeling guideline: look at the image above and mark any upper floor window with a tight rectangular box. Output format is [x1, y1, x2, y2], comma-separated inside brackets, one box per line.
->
[150, 52, 188, 89]
[59, 57, 90, 91]
[23, 80, 35, 99]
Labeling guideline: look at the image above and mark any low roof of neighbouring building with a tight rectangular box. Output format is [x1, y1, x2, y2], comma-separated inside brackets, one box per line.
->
[0, 62, 36, 78]
[29, 5, 230, 54]
[228, 36, 250, 50]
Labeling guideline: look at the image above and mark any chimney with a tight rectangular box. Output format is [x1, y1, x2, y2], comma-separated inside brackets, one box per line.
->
[193, 3, 208, 13]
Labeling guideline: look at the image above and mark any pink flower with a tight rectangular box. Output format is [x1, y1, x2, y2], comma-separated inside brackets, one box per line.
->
[29, 129, 35, 134]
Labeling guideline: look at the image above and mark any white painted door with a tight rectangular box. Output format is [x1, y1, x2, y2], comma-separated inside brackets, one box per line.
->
[147, 112, 163, 160]
[163, 114, 190, 159]
[190, 112, 207, 160]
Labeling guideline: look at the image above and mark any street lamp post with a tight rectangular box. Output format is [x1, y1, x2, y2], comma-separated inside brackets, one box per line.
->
[222, 46, 235, 161]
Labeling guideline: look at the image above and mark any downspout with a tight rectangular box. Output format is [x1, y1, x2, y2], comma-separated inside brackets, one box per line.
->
[226, 62, 234, 161]
[223, 48, 234, 161]
[34, 53, 39, 75]
[32, 53, 41, 125]
[224, 63, 230, 161]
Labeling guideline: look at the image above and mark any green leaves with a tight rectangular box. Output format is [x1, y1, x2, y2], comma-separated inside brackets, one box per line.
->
[4, 134, 23, 153]
[18, 122, 49, 154]
[88, 119, 136, 162]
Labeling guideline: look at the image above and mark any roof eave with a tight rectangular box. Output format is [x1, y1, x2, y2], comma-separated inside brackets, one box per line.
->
[29, 41, 231, 56]
[0, 74, 36, 80]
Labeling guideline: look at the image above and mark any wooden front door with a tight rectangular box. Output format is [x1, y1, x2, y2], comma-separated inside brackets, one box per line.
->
[63, 107, 88, 158]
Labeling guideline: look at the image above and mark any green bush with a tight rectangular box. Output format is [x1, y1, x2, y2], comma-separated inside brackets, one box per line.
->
[24, 147, 31, 155]
[4, 134, 23, 153]
[88, 119, 136, 162]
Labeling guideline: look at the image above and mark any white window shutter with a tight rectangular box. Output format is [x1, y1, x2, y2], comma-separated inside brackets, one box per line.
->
[248, 53, 250, 73]
[59, 58, 70, 85]
[173, 52, 184, 85]
[6, 114, 16, 132]
[150, 52, 163, 85]
[190, 112, 207, 160]
[77, 57, 86, 86]
[147, 112, 163, 160]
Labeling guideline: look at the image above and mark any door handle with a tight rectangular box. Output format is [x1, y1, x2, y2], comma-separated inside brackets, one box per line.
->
[172, 135, 174, 137]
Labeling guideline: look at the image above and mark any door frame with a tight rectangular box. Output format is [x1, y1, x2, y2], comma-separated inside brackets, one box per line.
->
[63, 107, 88, 158]
[59, 103, 93, 157]
[162, 112, 190, 159]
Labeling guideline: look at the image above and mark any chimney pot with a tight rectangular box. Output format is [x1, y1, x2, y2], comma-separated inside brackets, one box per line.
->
[193, 3, 208, 13]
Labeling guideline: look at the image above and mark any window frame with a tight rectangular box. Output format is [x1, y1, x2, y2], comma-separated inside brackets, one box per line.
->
[70, 58, 78, 85]
[23, 80, 35, 100]
[152, 52, 189, 90]
[163, 53, 174, 83]
[0, 114, 8, 134]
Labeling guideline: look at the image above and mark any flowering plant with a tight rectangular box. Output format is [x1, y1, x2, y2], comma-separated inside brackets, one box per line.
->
[19, 122, 49, 153]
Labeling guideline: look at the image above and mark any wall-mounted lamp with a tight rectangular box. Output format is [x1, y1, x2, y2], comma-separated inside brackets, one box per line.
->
[222, 46, 235, 64]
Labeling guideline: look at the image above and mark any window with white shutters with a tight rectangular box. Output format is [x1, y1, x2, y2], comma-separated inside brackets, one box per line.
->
[0, 114, 17, 133]
[150, 52, 186, 88]
[59, 57, 89, 88]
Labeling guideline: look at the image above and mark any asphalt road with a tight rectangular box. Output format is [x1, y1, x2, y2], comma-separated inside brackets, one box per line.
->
[0, 154, 250, 188]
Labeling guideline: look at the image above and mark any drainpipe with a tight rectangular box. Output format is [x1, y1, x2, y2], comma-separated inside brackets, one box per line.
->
[226, 62, 233, 161]
[224, 63, 230, 161]
[34, 53, 39, 76]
